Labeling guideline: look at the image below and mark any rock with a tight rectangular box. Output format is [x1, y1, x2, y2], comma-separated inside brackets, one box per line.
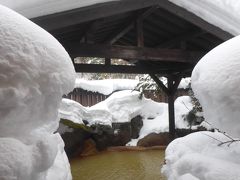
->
[137, 132, 171, 147]
[91, 116, 143, 150]
[80, 139, 98, 156]
[59, 115, 144, 153]
[112, 122, 132, 146]
[58, 123, 91, 158]
[131, 115, 143, 139]
[91, 122, 132, 150]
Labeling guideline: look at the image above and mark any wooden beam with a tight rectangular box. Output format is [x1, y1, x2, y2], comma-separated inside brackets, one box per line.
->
[66, 43, 204, 63]
[149, 73, 170, 95]
[31, 0, 162, 32]
[74, 64, 173, 74]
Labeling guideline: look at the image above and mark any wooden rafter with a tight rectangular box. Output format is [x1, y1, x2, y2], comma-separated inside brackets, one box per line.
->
[105, 6, 158, 44]
[31, 0, 162, 32]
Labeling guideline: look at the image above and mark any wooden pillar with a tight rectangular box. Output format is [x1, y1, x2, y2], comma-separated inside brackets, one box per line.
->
[167, 76, 176, 139]
[105, 58, 111, 66]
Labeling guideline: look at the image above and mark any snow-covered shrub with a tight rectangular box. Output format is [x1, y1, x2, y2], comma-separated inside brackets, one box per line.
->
[183, 84, 204, 128]
[0, 4, 75, 180]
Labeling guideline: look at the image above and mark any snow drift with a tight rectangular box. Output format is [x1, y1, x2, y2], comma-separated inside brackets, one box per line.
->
[0, 4, 75, 180]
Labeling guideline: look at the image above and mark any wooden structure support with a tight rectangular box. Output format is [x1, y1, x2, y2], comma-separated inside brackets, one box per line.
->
[73, 63, 182, 74]
[66, 43, 204, 64]
[150, 74, 181, 139]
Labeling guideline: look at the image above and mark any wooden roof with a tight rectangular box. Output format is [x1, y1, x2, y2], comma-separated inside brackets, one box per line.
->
[31, 0, 233, 76]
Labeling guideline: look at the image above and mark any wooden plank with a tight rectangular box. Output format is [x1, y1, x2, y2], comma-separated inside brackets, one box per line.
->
[31, 0, 162, 32]
[66, 43, 204, 63]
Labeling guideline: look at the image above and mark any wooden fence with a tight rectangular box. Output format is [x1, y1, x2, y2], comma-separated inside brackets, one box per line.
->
[64, 88, 189, 107]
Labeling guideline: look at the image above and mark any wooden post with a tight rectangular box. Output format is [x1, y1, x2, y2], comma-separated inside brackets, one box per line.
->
[105, 58, 111, 66]
[167, 76, 175, 139]
[167, 75, 182, 139]
[136, 18, 144, 47]
[150, 74, 181, 140]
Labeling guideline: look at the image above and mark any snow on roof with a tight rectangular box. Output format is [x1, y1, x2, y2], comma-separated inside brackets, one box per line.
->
[169, 0, 240, 36]
[75, 78, 139, 95]
[74, 78, 190, 95]
[0, 0, 239, 35]
[0, 0, 117, 18]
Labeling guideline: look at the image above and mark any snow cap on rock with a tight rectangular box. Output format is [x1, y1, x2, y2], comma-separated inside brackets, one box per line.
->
[191, 35, 240, 137]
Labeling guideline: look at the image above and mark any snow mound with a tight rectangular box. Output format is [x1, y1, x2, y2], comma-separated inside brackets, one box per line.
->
[0, 5, 75, 180]
[162, 131, 240, 180]
[192, 35, 240, 137]
[163, 34, 240, 180]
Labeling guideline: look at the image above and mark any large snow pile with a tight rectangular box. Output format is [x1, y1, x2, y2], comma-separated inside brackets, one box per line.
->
[59, 90, 194, 140]
[169, 0, 240, 36]
[0, 4, 75, 180]
[162, 131, 240, 180]
[192, 35, 240, 138]
[75, 78, 139, 95]
[162, 35, 240, 179]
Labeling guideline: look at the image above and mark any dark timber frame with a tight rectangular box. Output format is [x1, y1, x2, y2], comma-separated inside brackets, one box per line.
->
[31, 0, 234, 139]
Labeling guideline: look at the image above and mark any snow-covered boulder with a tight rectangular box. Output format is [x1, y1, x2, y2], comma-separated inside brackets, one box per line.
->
[0, 4, 75, 180]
